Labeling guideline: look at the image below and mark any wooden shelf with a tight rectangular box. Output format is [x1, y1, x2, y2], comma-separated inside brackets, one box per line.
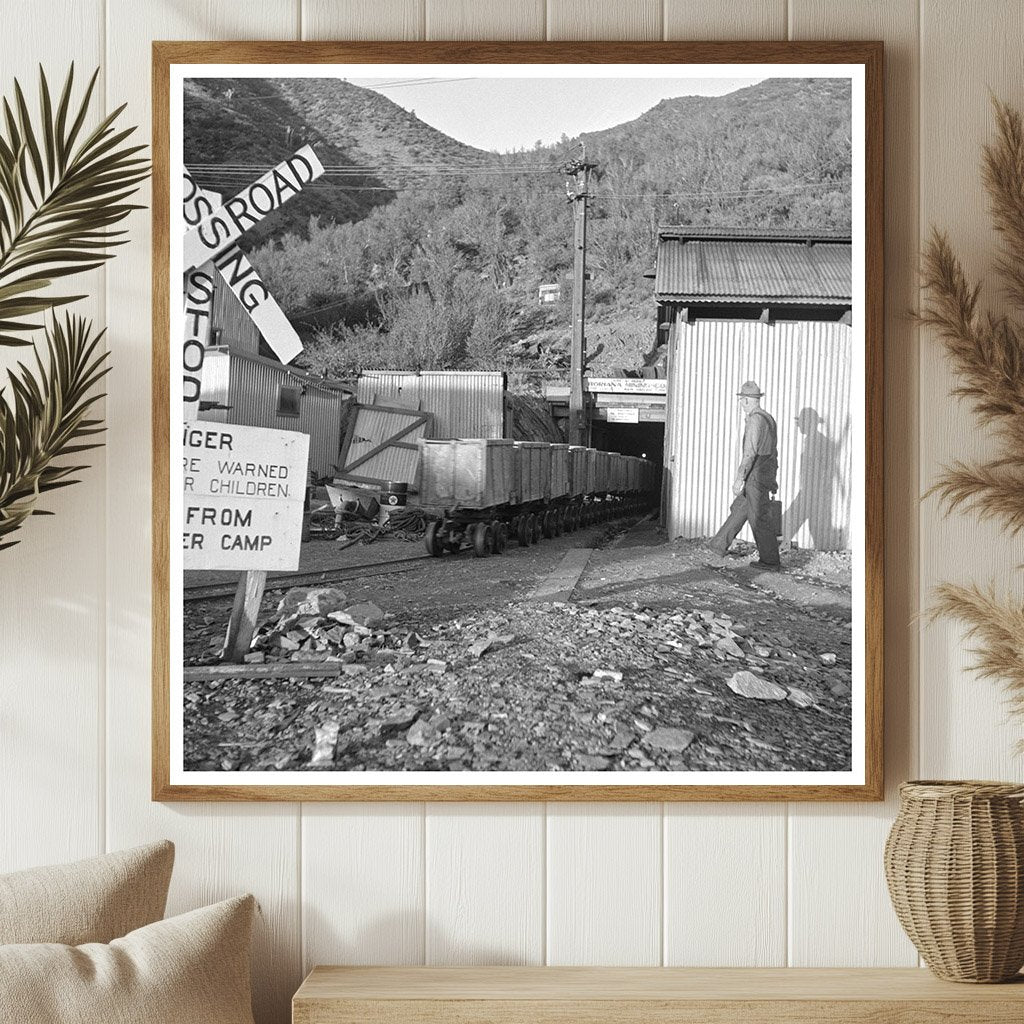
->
[293, 966, 1024, 1023]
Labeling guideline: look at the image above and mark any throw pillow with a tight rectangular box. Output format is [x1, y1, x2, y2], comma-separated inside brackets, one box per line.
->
[0, 894, 256, 1024]
[0, 840, 174, 945]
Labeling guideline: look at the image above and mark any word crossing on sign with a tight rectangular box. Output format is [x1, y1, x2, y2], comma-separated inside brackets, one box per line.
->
[182, 174, 221, 421]
[182, 422, 309, 572]
[183, 171, 303, 368]
[182, 145, 325, 271]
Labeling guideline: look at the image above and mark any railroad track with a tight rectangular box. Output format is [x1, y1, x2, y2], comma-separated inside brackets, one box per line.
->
[183, 554, 431, 602]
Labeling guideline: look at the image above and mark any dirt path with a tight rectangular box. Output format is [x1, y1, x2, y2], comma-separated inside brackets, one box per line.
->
[183, 521, 853, 774]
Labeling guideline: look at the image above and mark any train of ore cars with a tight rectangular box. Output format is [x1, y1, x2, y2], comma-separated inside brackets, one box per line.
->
[417, 438, 660, 558]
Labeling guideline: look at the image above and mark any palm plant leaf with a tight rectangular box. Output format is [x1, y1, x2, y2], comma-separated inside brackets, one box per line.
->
[0, 64, 149, 347]
[0, 313, 110, 549]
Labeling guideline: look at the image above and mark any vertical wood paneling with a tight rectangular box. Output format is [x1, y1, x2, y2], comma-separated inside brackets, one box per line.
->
[918, 0, 1024, 780]
[302, 0, 425, 40]
[425, 804, 544, 964]
[787, 0, 921, 967]
[547, 804, 662, 964]
[103, 5, 302, 1022]
[664, 805, 786, 965]
[0, 2, 106, 874]
[664, 0, 786, 39]
[426, 0, 545, 40]
[303, 805, 425, 969]
[547, 0, 662, 40]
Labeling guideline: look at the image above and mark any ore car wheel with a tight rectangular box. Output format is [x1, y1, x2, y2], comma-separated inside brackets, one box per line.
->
[528, 513, 540, 544]
[542, 510, 555, 540]
[472, 522, 493, 558]
[517, 515, 531, 547]
[425, 521, 444, 557]
[491, 520, 506, 554]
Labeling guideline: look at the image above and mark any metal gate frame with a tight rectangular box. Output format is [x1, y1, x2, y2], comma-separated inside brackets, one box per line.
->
[335, 403, 431, 487]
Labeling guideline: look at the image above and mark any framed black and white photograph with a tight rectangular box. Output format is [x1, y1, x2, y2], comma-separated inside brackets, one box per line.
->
[152, 41, 883, 801]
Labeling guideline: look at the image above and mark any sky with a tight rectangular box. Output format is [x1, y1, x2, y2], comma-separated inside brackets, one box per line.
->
[348, 77, 763, 153]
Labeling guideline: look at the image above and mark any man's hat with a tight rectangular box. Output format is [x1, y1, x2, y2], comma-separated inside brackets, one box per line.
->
[737, 380, 764, 398]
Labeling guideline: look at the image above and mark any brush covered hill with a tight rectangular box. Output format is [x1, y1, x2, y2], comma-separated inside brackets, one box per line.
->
[185, 76, 852, 383]
[183, 76, 490, 244]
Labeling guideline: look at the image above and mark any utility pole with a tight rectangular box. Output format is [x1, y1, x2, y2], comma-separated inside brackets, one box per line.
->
[561, 155, 595, 447]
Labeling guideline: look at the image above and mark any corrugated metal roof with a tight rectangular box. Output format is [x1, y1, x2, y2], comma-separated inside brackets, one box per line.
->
[654, 229, 852, 305]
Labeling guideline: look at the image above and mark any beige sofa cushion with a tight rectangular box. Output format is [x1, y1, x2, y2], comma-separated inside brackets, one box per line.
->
[0, 840, 174, 945]
[0, 894, 256, 1024]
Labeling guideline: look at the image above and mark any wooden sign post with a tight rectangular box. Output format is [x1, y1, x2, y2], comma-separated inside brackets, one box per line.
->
[182, 421, 310, 661]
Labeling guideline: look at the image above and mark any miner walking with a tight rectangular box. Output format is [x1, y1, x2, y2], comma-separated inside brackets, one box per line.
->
[708, 380, 781, 568]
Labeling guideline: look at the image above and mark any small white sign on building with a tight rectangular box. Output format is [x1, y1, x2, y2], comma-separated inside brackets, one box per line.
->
[586, 378, 667, 395]
[606, 407, 641, 423]
[182, 422, 309, 571]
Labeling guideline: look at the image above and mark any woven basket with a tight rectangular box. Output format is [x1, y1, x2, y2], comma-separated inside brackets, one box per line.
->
[884, 780, 1024, 982]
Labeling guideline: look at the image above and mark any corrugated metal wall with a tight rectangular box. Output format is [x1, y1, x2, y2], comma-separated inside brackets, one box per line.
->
[199, 348, 347, 478]
[210, 277, 262, 355]
[357, 370, 504, 438]
[664, 320, 853, 550]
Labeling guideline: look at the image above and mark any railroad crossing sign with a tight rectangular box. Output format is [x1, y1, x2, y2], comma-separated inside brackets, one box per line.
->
[180, 146, 324, 419]
[180, 147, 324, 658]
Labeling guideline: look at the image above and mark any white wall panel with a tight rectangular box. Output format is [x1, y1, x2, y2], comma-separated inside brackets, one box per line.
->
[303, 0, 425, 39]
[547, 0, 662, 40]
[103, 5, 303, 1022]
[917, 0, 1024, 780]
[426, 0, 544, 40]
[664, 804, 786, 965]
[425, 804, 545, 964]
[0, 0, 106, 875]
[303, 804, 426, 969]
[547, 804, 662, 964]
[664, 0, 786, 39]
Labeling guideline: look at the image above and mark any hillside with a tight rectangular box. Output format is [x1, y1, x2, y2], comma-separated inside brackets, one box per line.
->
[183, 76, 491, 243]
[184, 76, 852, 384]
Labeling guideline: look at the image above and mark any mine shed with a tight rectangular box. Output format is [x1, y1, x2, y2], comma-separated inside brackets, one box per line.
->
[543, 226, 855, 551]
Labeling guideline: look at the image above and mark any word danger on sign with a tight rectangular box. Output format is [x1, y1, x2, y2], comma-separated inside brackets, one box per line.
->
[183, 145, 325, 271]
[182, 422, 309, 572]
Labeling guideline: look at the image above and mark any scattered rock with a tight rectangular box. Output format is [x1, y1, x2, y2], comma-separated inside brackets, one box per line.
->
[716, 636, 744, 658]
[641, 726, 696, 753]
[309, 720, 340, 766]
[727, 670, 787, 701]
[340, 601, 386, 628]
[406, 718, 438, 746]
[426, 658, 448, 674]
[754, 645, 772, 658]
[787, 687, 816, 709]
[242, 651, 265, 664]
[278, 587, 348, 618]
[830, 681, 852, 697]
[577, 754, 612, 770]
[820, 652, 838, 666]
[380, 707, 420, 734]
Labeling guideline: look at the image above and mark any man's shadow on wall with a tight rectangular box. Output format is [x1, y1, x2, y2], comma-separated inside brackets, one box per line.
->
[782, 407, 848, 550]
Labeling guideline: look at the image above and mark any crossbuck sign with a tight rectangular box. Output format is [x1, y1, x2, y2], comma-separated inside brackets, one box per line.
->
[181, 145, 325, 419]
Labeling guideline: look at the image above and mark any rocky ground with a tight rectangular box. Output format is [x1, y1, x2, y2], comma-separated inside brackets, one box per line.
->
[183, 519, 853, 774]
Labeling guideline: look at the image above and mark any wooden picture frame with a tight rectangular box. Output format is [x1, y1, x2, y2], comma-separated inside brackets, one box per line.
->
[153, 40, 883, 801]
